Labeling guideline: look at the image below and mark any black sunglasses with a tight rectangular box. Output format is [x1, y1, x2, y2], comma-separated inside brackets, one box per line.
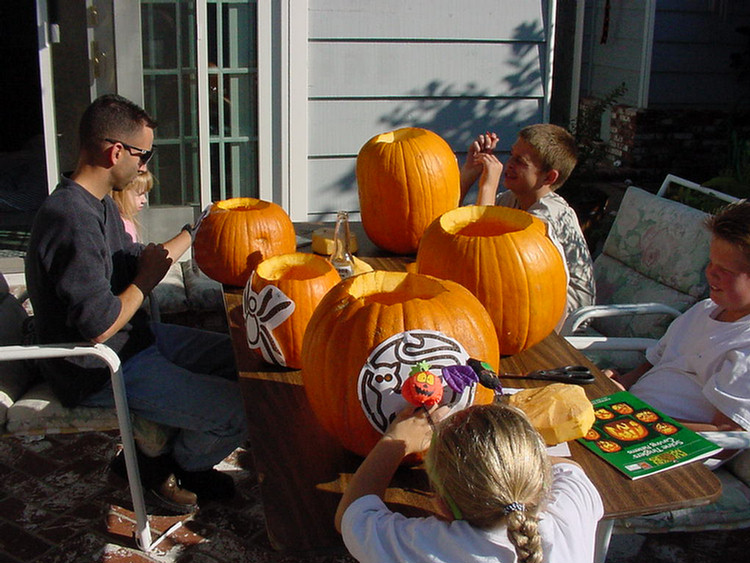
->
[105, 138, 155, 165]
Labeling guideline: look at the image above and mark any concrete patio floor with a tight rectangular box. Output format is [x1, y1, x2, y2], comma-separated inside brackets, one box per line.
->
[1, 430, 749, 563]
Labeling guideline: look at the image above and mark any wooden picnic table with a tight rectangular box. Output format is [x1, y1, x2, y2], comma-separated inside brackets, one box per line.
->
[223, 223, 721, 556]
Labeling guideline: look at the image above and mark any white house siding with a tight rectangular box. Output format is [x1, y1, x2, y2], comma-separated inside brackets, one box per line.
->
[649, 0, 750, 109]
[306, 0, 552, 219]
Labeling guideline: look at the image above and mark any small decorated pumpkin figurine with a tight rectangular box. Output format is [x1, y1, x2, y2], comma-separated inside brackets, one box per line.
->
[401, 361, 444, 408]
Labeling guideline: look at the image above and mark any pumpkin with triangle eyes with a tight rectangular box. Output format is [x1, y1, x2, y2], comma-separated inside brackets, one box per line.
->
[402, 362, 444, 408]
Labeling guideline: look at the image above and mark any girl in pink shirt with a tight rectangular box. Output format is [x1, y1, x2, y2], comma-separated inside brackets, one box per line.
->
[112, 170, 153, 242]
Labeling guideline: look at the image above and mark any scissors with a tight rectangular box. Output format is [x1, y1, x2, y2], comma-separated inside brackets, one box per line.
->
[500, 365, 595, 385]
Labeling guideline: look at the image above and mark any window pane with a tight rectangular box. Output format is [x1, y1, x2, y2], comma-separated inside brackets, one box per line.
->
[142, 4, 178, 70]
[145, 75, 180, 138]
[225, 141, 258, 199]
[142, 0, 258, 208]
[222, 3, 256, 67]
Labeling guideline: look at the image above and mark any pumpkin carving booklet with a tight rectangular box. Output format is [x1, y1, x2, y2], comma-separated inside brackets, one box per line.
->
[578, 391, 722, 480]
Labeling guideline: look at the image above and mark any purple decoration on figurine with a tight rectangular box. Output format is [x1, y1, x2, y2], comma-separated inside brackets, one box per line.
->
[441, 365, 478, 394]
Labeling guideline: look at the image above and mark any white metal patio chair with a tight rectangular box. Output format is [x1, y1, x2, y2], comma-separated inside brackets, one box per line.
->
[0, 272, 177, 552]
[559, 176, 747, 562]
[563, 176, 740, 369]
[0, 344, 157, 550]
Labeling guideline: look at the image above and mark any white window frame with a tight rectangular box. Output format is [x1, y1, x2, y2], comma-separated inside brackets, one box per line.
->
[258, 0, 308, 221]
[36, 0, 59, 194]
[38, 0, 310, 219]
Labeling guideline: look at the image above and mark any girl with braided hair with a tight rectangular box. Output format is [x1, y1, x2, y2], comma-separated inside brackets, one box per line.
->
[335, 403, 603, 563]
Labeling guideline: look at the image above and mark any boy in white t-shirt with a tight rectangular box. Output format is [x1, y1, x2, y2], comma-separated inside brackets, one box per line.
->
[607, 201, 750, 432]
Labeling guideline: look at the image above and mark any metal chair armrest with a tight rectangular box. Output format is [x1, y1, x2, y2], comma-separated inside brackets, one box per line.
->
[562, 303, 682, 335]
[564, 335, 658, 352]
[697, 431, 750, 451]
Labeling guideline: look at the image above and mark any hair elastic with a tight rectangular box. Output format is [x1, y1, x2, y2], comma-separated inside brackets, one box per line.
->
[503, 501, 525, 515]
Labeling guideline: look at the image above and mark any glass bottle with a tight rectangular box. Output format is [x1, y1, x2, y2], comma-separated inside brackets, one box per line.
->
[331, 210, 354, 279]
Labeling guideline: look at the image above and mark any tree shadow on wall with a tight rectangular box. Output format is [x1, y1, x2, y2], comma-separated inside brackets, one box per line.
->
[315, 19, 547, 217]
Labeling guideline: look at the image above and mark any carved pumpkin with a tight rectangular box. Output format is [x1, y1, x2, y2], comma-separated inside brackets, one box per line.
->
[416, 205, 567, 355]
[301, 270, 498, 457]
[243, 253, 340, 369]
[610, 402, 634, 415]
[356, 127, 460, 255]
[193, 197, 296, 287]
[654, 422, 679, 435]
[596, 440, 622, 453]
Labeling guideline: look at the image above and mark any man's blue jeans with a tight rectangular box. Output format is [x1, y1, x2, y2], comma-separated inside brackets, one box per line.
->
[81, 322, 248, 471]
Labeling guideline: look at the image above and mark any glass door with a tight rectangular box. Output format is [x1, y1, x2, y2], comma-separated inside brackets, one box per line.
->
[140, 0, 259, 209]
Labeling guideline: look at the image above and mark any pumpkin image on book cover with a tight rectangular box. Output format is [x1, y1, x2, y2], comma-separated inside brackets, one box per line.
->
[596, 440, 621, 453]
[654, 422, 679, 435]
[634, 409, 660, 423]
[610, 402, 634, 415]
[603, 419, 649, 442]
[594, 407, 615, 420]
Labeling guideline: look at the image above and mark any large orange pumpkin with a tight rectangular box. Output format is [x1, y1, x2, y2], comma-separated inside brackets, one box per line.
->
[416, 206, 567, 355]
[243, 253, 340, 369]
[301, 270, 498, 458]
[356, 127, 460, 255]
[193, 197, 296, 287]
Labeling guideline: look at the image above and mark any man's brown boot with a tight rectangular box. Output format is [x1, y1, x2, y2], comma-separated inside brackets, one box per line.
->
[110, 449, 198, 513]
[153, 474, 198, 514]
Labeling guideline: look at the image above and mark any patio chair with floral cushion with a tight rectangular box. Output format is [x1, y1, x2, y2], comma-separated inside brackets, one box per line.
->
[563, 177, 739, 370]
[558, 177, 749, 561]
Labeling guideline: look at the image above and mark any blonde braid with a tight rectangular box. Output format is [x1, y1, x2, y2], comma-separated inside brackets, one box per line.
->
[426, 403, 552, 563]
[506, 510, 544, 563]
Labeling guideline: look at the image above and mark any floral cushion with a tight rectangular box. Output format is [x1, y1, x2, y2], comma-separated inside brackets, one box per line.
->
[613, 468, 750, 533]
[593, 255, 700, 340]
[728, 449, 750, 488]
[151, 261, 189, 315]
[5, 380, 172, 457]
[601, 186, 711, 299]
[0, 285, 36, 426]
[182, 261, 223, 313]
[592, 187, 711, 340]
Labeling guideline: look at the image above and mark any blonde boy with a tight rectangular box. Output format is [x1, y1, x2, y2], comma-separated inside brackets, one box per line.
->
[609, 201, 750, 432]
[460, 124, 595, 313]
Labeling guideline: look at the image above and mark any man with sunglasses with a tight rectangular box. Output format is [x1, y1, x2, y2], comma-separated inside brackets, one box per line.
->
[25, 94, 247, 512]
